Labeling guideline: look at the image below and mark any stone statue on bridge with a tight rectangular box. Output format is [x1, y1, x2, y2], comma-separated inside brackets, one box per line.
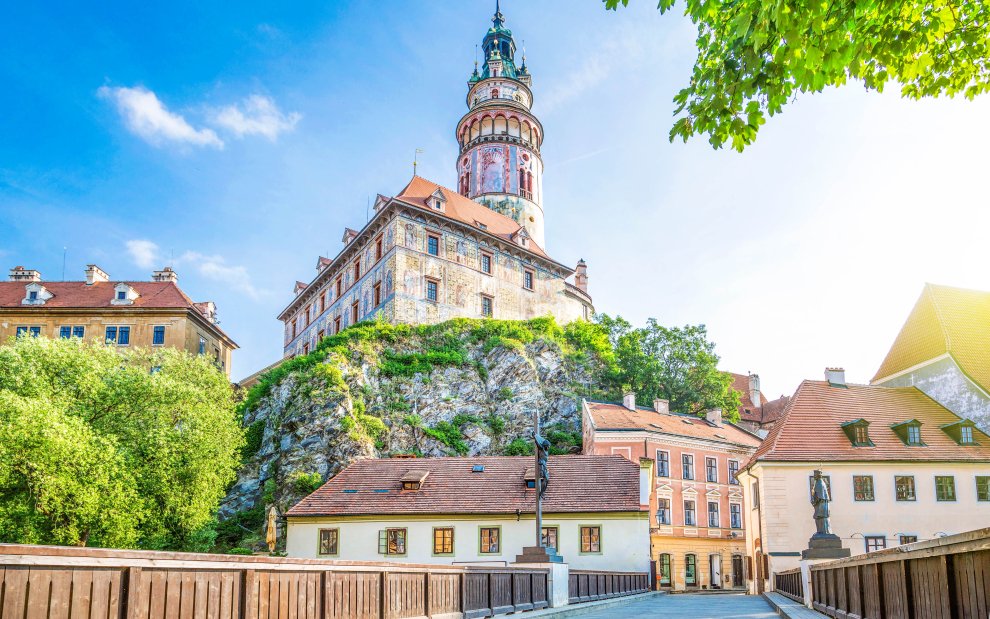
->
[802, 469, 850, 559]
[811, 469, 832, 535]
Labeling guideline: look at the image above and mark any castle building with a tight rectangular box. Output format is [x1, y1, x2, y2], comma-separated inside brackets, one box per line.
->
[0, 265, 237, 375]
[278, 5, 592, 358]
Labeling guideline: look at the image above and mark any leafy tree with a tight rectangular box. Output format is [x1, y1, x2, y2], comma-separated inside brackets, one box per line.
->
[597, 315, 741, 420]
[0, 336, 243, 549]
[605, 0, 990, 150]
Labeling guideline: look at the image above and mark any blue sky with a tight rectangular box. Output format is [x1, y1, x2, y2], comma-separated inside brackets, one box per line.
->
[2, 1, 989, 396]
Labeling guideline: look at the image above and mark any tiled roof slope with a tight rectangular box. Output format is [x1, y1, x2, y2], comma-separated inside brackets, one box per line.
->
[395, 176, 553, 261]
[584, 401, 762, 449]
[729, 372, 768, 423]
[747, 380, 990, 466]
[287, 455, 643, 517]
[0, 280, 196, 309]
[873, 283, 990, 390]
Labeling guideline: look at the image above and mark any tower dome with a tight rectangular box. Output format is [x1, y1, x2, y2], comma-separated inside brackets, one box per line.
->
[455, 2, 546, 248]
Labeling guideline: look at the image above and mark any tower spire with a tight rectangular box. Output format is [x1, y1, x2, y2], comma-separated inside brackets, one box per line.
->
[493, 0, 505, 28]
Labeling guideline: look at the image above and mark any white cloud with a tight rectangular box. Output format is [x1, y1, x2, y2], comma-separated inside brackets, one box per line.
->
[212, 95, 301, 141]
[98, 86, 224, 148]
[126, 239, 160, 269]
[178, 251, 261, 299]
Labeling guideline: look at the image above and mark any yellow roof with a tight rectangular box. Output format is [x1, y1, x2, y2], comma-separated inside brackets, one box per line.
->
[873, 283, 990, 390]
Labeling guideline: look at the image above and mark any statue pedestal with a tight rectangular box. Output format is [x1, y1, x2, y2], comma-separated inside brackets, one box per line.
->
[514, 547, 567, 608]
[801, 533, 851, 560]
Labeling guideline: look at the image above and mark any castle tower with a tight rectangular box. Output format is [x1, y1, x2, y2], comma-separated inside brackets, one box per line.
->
[455, 2, 546, 248]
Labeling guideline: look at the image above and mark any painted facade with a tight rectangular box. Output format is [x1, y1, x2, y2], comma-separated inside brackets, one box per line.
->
[581, 396, 762, 591]
[278, 7, 592, 358]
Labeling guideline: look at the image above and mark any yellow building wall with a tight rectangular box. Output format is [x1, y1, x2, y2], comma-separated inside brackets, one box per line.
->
[0, 310, 233, 375]
[651, 535, 748, 591]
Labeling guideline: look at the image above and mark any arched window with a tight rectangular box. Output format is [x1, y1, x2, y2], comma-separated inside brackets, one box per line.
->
[471, 120, 481, 141]
[518, 168, 526, 194]
[464, 171, 471, 195]
[508, 117, 520, 137]
[494, 115, 507, 135]
[685, 554, 697, 586]
[481, 117, 494, 136]
[526, 171, 533, 193]
[491, 88, 499, 99]
[521, 122, 531, 143]
[659, 554, 672, 587]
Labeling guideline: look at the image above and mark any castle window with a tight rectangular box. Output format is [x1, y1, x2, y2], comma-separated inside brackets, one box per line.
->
[481, 294, 493, 317]
[481, 252, 493, 274]
[351, 301, 359, 325]
[291, 320, 297, 338]
[335, 278, 342, 298]
[426, 278, 439, 302]
[153, 326, 165, 346]
[353, 258, 361, 281]
[28, 290, 38, 301]
[374, 282, 382, 307]
[334, 316, 341, 334]
[319, 293, 326, 314]
[375, 236, 383, 261]
[427, 234, 440, 256]
[116, 290, 126, 300]
[198, 336, 205, 355]
[523, 269, 534, 291]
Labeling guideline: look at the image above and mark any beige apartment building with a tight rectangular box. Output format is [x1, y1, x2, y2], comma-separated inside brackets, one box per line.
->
[739, 368, 990, 593]
[0, 265, 237, 375]
[582, 394, 763, 591]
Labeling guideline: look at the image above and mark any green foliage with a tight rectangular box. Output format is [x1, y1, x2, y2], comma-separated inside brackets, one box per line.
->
[262, 478, 277, 505]
[483, 413, 507, 438]
[596, 315, 741, 421]
[289, 471, 324, 495]
[227, 547, 254, 555]
[503, 437, 534, 456]
[422, 414, 480, 455]
[242, 420, 266, 461]
[545, 425, 583, 455]
[379, 348, 466, 377]
[0, 337, 242, 549]
[496, 387, 515, 401]
[606, 0, 990, 151]
[214, 505, 265, 551]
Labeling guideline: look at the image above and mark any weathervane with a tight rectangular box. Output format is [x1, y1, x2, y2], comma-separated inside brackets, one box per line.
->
[413, 148, 424, 176]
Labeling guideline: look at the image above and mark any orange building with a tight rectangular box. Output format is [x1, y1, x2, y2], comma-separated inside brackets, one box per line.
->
[0, 264, 237, 375]
[582, 394, 762, 591]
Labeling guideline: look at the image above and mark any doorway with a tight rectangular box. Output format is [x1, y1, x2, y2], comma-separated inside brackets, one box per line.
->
[709, 554, 722, 589]
[732, 554, 744, 588]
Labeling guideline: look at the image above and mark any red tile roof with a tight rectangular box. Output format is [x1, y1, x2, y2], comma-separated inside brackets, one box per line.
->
[873, 283, 990, 391]
[729, 372, 768, 423]
[287, 455, 644, 517]
[584, 401, 762, 449]
[0, 280, 195, 309]
[747, 380, 990, 466]
[395, 176, 552, 261]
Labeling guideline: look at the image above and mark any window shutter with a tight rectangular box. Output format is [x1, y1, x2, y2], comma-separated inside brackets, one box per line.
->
[378, 530, 387, 554]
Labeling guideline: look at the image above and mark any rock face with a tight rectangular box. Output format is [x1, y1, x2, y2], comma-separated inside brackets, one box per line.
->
[220, 324, 602, 530]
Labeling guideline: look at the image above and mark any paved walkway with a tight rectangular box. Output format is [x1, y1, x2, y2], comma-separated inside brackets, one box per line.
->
[763, 592, 829, 618]
[561, 593, 778, 618]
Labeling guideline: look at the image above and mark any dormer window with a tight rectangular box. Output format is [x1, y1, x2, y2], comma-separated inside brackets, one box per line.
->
[891, 420, 926, 446]
[22, 283, 53, 306]
[400, 469, 429, 491]
[429, 189, 446, 212]
[841, 419, 874, 447]
[524, 467, 537, 489]
[111, 283, 138, 306]
[942, 420, 979, 445]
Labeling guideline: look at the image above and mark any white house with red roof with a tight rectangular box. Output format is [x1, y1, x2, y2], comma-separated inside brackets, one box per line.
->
[277, 6, 592, 358]
[285, 455, 651, 572]
[738, 368, 990, 593]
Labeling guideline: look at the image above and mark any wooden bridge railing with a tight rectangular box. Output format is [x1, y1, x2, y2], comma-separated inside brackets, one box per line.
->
[773, 567, 804, 604]
[566, 569, 649, 604]
[0, 544, 549, 619]
[807, 527, 990, 619]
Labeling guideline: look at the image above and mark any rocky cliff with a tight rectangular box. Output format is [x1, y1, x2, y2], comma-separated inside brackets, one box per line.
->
[217, 318, 612, 551]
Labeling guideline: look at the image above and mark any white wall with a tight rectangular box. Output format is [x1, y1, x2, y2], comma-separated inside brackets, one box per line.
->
[743, 461, 990, 576]
[286, 513, 650, 573]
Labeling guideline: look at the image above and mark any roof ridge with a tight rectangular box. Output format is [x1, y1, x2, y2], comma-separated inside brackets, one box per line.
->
[925, 283, 954, 353]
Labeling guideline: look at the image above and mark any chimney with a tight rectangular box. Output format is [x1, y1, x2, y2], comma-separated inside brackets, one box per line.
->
[622, 392, 636, 411]
[653, 398, 669, 415]
[574, 259, 588, 293]
[825, 367, 846, 387]
[706, 408, 723, 426]
[85, 264, 110, 285]
[151, 267, 178, 283]
[8, 266, 41, 282]
[748, 373, 761, 406]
